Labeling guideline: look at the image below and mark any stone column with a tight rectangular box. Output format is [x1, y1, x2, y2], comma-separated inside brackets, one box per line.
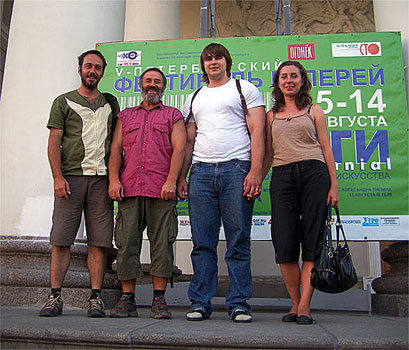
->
[372, 241, 409, 316]
[124, 0, 180, 41]
[0, 0, 125, 308]
[0, 0, 125, 237]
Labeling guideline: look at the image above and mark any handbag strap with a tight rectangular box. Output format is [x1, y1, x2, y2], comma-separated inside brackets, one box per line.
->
[324, 204, 333, 246]
[334, 207, 349, 245]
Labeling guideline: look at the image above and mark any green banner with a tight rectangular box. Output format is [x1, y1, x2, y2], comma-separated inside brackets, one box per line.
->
[97, 32, 408, 240]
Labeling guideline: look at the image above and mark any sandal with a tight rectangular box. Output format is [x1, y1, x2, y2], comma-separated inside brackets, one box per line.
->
[281, 313, 297, 322]
[296, 314, 313, 325]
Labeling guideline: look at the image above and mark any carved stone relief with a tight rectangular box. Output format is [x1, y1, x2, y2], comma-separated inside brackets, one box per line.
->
[215, 0, 375, 37]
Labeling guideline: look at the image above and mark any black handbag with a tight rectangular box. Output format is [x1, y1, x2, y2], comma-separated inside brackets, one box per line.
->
[310, 206, 358, 293]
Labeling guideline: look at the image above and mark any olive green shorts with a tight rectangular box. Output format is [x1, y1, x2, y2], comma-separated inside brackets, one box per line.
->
[50, 176, 113, 248]
[114, 196, 178, 281]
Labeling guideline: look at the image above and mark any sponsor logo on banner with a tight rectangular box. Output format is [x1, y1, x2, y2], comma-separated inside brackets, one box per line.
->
[362, 217, 379, 227]
[342, 219, 362, 225]
[179, 219, 190, 226]
[380, 217, 400, 226]
[116, 50, 141, 66]
[253, 218, 266, 226]
[332, 42, 382, 57]
[288, 44, 315, 60]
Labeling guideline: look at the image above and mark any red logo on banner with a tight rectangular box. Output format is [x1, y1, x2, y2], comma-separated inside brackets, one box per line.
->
[360, 43, 380, 56]
[179, 219, 190, 226]
[288, 44, 315, 60]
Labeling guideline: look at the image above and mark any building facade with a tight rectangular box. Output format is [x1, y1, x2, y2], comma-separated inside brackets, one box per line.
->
[0, 0, 408, 310]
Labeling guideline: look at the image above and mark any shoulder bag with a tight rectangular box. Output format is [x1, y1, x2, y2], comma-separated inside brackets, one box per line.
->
[310, 206, 358, 293]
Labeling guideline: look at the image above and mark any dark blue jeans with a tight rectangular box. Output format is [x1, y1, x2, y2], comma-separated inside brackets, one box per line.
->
[187, 159, 254, 317]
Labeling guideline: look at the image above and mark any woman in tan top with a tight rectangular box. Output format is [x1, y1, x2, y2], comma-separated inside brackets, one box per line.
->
[262, 61, 338, 325]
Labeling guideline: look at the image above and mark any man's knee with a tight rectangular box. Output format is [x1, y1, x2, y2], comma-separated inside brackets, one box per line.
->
[87, 245, 107, 257]
[51, 245, 71, 256]
[88, 245, 106, 251]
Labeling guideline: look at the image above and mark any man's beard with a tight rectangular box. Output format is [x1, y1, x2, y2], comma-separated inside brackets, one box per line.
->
[81, 71, 100, 89]
[141, 86, 164, 104]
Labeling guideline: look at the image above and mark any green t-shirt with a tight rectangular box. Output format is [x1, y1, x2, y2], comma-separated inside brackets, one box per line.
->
[47, 90, 119, 176]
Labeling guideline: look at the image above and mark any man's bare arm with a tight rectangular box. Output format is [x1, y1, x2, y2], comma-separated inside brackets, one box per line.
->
[161, 119, 187, 200]
[261, 110, 274, 180]
[48, 128, 70, 199]
[108, 120, 124, 201]
[243, 106, 266, 199]
[176, 122, 197, 200]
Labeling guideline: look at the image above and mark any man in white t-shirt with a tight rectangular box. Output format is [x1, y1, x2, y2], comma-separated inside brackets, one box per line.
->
[177, 43, 265, 322]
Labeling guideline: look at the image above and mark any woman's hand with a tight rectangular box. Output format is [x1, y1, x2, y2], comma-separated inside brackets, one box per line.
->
[327, 186, 339, 207]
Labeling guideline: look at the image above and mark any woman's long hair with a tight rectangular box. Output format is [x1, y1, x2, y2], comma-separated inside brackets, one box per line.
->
[271, 61, 312, 113]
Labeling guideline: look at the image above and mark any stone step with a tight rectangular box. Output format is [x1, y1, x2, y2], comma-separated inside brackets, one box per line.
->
[1, 306, 408, 350]
[0, 286, 122, 310]
[0, 236, 186, 310]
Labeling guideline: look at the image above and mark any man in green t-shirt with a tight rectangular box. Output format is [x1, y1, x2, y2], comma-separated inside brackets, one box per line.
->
[40, 50, 119, 318]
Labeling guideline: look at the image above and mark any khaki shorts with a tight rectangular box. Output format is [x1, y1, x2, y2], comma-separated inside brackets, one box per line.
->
[50, 176, 113, 247]
[115, 196, 178, 281]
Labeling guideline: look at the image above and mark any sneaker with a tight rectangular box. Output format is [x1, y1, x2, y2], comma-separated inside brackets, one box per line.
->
[87, 294, 106, 318]
[110, 294, 138, 318]
[39, 294, 63, 317]
[186, 309, 208, 321]
[231, 308, 252, 323]
[150, 295, 172, 319]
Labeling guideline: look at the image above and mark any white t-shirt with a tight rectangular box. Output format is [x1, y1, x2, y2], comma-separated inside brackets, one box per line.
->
[182, 79, 265, 163]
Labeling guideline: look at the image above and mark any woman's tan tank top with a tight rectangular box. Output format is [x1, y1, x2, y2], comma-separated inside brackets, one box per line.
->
[271, 106, 325, 167]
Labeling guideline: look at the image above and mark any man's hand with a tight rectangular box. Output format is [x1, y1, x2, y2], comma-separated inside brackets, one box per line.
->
[54, 175, 71, 199]
[109, 180, 124, 201]
[177, 178, 188, 200]
[243, 169, 262, 200]
[161, 180, 176, 200]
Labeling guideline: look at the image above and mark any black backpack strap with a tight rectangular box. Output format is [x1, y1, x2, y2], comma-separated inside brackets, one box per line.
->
[235, 79, 248, 117]
[185, 80, 249, 129]
[103, 92, 119, 131]
[185, 87, 202, 126]
[103, 92, 118, 114]
[235, 79, 251, 138]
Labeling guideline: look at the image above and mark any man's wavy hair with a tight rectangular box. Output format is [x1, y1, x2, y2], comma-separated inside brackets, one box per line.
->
[272, 60, 312, 113]
[200, 43, 232, 84]
[78, 50, 107, 72]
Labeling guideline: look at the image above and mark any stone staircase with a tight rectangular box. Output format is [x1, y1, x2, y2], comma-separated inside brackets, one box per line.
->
[0, 235, 184, 309]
